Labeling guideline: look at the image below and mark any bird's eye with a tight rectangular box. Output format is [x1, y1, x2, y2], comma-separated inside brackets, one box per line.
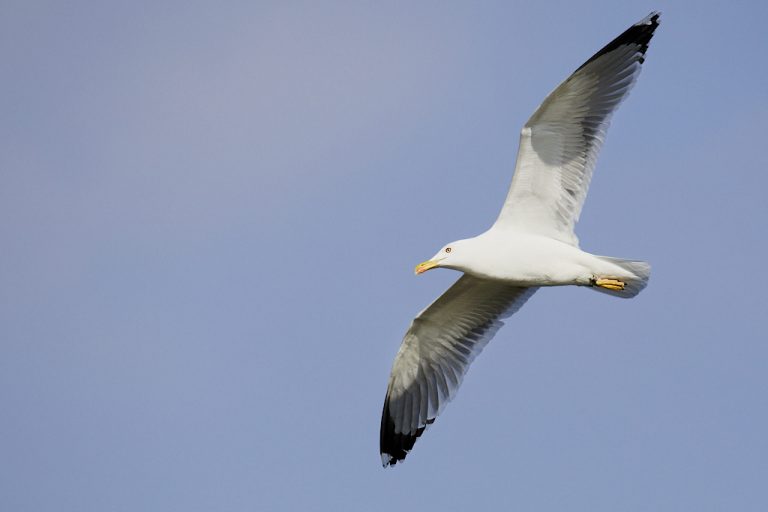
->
[445, 247, 452, 253]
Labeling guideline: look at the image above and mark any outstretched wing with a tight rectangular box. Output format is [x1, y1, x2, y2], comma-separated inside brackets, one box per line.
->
[380, 275, 536, 466]
[493, 12, 660, 246]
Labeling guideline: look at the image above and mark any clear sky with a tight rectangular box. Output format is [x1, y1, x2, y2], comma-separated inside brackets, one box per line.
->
[2, 1, 767, 510]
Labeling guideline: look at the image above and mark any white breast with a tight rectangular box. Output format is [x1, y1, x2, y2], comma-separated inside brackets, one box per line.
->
[460, 231, 594, 286]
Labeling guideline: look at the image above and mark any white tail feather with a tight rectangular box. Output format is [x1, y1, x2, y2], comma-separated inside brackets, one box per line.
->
[591, 257, 651, 298]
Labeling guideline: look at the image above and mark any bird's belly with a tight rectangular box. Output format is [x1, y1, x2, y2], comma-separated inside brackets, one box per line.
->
[468, 262, 586, 286]
[464, 237, 595, 286]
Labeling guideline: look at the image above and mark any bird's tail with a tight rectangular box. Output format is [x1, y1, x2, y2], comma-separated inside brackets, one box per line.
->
[591, 256, 651, 298]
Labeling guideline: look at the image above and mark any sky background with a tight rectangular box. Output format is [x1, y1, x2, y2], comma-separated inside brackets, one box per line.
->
[2, 1, 767, 510]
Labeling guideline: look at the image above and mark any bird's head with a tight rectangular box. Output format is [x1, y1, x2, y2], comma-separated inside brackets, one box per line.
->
[414, 239, 471, 275]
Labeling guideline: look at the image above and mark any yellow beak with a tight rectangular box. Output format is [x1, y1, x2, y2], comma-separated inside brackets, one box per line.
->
[414, 259, 440, 275]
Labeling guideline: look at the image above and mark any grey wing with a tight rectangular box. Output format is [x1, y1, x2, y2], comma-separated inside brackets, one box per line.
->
[493, 12, 660, 245]
[380, 275, 537, 466]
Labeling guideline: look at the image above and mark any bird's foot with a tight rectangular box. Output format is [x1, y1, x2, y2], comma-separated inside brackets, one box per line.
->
[593, 277, 625, 291]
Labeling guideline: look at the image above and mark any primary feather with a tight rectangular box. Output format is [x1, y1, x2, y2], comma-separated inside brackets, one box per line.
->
[494, 12, 660, 245]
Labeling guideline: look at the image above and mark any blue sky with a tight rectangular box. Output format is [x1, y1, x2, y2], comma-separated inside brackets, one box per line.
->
[2, 1, 767, 510]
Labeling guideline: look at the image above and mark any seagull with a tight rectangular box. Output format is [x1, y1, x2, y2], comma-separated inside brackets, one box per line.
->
[380, 12, 660, 466]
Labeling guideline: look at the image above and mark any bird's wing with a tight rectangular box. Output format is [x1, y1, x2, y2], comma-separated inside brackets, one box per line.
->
[380, 275, 536, 466]
[493, 12, 660, 246]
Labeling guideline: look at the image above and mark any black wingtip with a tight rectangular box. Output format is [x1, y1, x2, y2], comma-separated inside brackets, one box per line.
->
[379, 395, 428, 467]
[576, 11, 661, 72]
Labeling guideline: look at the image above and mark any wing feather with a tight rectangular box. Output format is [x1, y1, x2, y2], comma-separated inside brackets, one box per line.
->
[493, 12, 660, 245]
[380, 275, 536, 466]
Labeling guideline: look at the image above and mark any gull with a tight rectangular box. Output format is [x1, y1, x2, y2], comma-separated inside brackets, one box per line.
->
[381, 12, 660, 466]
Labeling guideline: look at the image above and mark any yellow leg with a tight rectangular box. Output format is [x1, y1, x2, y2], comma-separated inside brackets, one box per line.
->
[594, 278, 625, 291]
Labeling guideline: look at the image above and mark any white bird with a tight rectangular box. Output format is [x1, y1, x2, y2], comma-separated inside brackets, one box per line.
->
[381, 12, 660, 466]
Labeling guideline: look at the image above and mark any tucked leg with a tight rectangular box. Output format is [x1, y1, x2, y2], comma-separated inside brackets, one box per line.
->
[592, 277, 625, 291]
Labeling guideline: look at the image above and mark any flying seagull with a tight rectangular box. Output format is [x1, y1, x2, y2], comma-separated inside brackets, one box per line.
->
[380, 12, 660, 466]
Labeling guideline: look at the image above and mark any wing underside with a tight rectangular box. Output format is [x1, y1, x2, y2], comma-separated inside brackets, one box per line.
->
[493, 12, 660, 245]
[380, 275, 536, 466]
